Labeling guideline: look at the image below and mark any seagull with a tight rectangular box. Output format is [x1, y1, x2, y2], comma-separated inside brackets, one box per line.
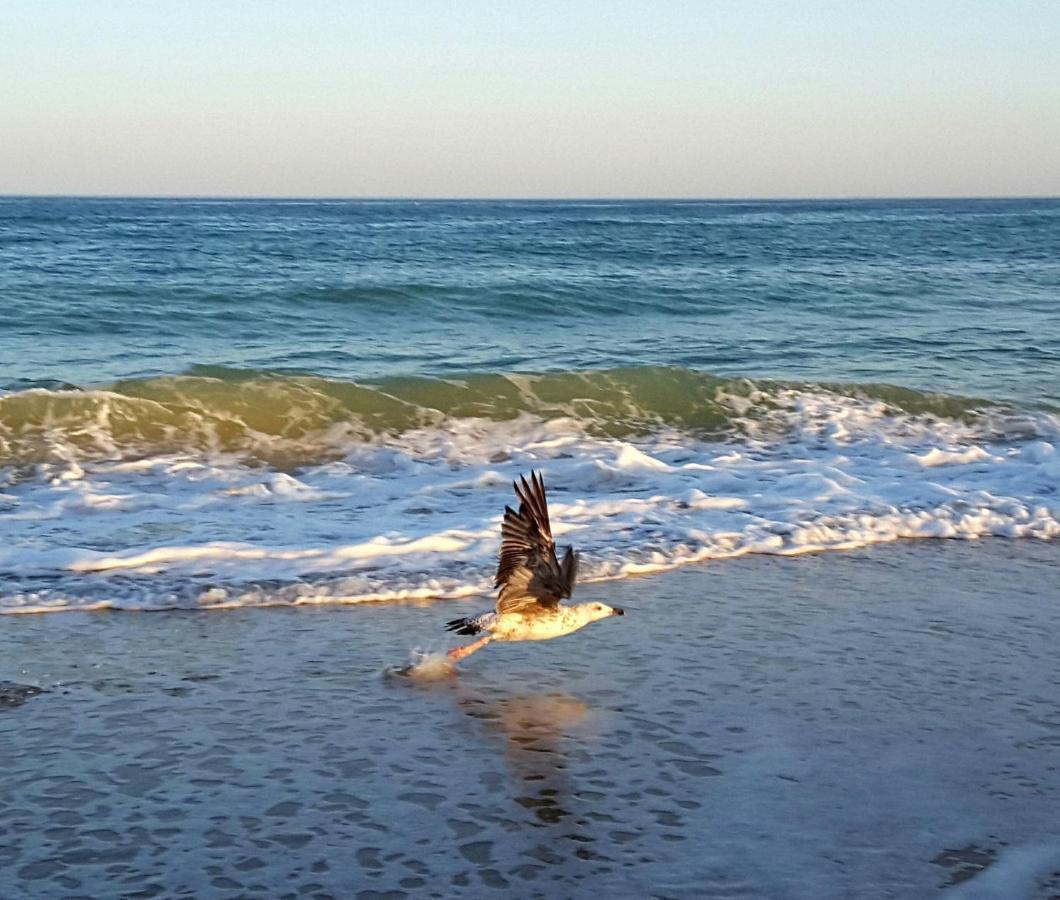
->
[444, 471, 624, 663]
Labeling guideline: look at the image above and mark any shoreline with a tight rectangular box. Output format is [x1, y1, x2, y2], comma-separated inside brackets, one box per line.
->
[3, 538, 1060, 898]
[5, 527, 1058, 618]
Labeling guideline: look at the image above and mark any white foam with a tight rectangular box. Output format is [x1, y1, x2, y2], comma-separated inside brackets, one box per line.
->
[943, 843, 1060, 899]
[1, 393, 1057, 612]
[916, 446, 997, 467]
[386, 649, 458, 682]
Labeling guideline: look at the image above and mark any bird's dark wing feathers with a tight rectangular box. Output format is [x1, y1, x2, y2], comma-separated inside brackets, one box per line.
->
[495, 471, 578, 616]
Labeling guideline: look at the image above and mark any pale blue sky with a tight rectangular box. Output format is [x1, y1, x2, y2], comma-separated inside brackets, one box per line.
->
[2, 1, 1057, 197]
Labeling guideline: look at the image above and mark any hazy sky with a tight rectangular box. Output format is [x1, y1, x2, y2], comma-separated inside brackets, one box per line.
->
[2, 1, 1058, 198]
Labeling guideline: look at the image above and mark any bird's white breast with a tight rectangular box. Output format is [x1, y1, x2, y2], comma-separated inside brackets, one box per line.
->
[492, 608, 584, 642]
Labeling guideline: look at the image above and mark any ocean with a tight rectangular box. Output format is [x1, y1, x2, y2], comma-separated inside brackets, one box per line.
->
[1, 197, 1058, 613]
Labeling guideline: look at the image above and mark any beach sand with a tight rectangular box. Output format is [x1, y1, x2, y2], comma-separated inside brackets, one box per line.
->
[3, 538, 1060, 899]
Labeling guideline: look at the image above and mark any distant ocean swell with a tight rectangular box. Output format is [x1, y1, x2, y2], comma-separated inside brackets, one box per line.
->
[1, 365, 1057, 613]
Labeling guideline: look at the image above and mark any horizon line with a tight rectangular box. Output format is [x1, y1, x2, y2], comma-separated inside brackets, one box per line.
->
[2, 193, 1058, 204]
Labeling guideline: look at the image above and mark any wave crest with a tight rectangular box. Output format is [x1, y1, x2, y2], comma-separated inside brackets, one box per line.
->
[0, 365, 1020, 468]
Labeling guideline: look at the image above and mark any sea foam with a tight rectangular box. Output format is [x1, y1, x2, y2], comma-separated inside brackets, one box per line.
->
[1, 378, 1057, 613]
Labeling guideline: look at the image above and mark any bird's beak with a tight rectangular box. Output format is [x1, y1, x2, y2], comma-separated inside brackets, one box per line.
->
[611, 607, 625, 616]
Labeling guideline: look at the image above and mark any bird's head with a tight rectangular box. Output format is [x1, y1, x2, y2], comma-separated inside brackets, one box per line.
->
[580, 601, 625, 624]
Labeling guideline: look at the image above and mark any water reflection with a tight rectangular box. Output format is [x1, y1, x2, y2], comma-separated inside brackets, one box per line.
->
[458, 690, 590, 827]
[388, 658, 606, 842]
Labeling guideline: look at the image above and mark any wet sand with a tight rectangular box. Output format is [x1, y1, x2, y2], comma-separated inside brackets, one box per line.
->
[2, 539, 1060, 899]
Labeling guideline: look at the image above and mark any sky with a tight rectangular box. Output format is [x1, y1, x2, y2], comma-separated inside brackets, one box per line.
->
[2, 0, 1058, 198]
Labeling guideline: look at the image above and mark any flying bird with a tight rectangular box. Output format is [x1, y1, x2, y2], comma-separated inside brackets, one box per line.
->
[445, 471, 624, 663]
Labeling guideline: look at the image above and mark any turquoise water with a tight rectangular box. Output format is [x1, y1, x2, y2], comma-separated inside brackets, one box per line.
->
[0, 197, 1057, 612]
[2, 197, 1058, 403]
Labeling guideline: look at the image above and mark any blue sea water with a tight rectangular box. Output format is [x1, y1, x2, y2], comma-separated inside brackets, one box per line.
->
[2, 196, 1058, 401]
[0, 197, 1057, 612]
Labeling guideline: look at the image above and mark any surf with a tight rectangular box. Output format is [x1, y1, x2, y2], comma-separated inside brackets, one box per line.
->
[0, 364, 1037, 469]
[1, 366, 1056, 614]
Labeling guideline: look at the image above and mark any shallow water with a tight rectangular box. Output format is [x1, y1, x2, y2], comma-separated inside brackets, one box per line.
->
[3, 541, 1060, 899]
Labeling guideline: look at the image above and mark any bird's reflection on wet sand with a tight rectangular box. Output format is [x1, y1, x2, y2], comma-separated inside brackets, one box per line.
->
[458, 690, 591, 827]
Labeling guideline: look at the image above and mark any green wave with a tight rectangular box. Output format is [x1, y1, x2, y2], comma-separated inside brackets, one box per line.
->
[0, 365, 995, 468]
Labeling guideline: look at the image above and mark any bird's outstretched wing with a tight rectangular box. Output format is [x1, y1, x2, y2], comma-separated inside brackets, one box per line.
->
[495, 471, 578, 616]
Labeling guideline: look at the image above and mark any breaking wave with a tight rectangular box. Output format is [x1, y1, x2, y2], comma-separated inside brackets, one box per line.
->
[1, 366, 1057, 613]
[0, 364, 1030, 468]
